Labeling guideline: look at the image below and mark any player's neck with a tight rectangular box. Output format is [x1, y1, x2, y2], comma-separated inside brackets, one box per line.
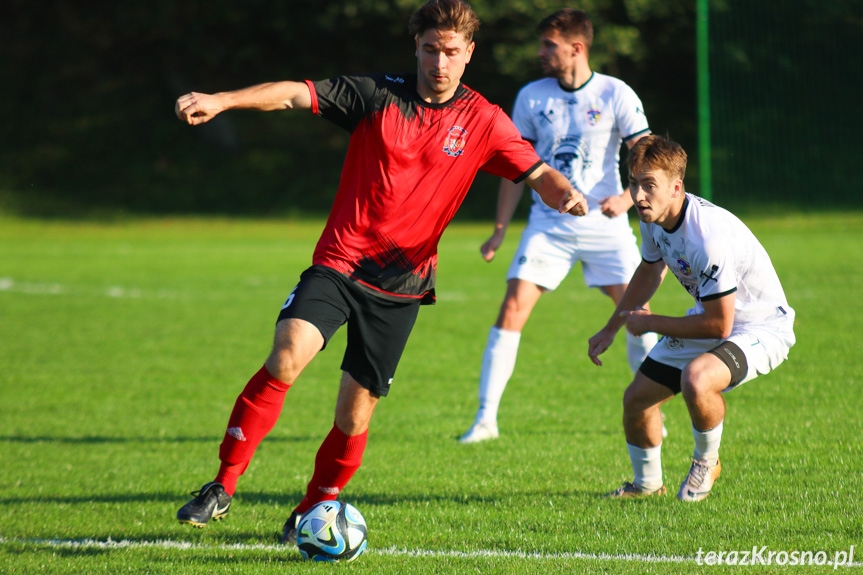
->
[558, 64, 592, 91]
[659, 196, 688, 231]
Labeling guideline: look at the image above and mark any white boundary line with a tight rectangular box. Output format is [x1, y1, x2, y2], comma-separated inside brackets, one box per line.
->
[3, 537, 860, 567]
[0, 537, 691, 564]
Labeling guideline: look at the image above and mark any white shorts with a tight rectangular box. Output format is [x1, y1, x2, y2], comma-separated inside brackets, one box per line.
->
[643, 316, 795, 393]
[506, 222, 642, 290]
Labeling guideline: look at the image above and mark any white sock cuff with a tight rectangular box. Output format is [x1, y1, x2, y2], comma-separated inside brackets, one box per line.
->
[489, 326, 521, 346]
[627, 442, 662, 460]
[627, 441, 663, 491]
[693, 420, 724, 436]
[692, 420, 724, 464]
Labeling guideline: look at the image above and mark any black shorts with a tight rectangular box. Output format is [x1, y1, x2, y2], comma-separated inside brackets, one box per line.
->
[276, 266, 421, 397]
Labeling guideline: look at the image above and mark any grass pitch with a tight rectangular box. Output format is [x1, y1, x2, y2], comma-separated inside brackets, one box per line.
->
[0, 212, 861, 574]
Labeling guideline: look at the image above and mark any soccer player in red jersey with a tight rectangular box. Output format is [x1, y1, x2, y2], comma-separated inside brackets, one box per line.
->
[173, 0, 588, 542]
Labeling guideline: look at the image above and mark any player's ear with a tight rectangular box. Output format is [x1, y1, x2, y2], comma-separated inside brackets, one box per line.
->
[465, 41, 475, 64]
[415, 36, 419, 58]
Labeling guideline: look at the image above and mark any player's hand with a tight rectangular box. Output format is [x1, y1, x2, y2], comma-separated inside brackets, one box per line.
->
[588, 327, 616, 366]
[175, 92, 223, 125]
[620, 308, 652, 337]
[559, 189, 589, 216]
[599, 195, 629, 218]
[480, 228, 506, 262]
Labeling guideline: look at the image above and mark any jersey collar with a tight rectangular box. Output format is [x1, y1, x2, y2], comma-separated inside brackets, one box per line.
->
[557, 71, 595, 93]
[666, 195, 689, 234]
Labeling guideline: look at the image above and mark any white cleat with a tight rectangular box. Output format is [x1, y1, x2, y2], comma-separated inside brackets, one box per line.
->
[677, 458, 722, 502]
[458, 421, 499, 444]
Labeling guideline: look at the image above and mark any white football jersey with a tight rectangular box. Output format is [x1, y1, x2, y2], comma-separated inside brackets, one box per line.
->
[640, 194, 794, 331]
[512, 72, 649, 242]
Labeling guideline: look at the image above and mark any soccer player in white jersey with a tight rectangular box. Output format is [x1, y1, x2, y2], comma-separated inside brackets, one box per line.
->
[590, 135, 795, 501]
[459, 9, 660, 443]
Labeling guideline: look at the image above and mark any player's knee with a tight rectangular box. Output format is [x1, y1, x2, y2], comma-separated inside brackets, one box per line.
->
[334, 405, 374, 436]
[497, 297, 531, 329]
[622, 381, 652, 415]
[265, 349, 304, 384]
[680, 366, 712, 402]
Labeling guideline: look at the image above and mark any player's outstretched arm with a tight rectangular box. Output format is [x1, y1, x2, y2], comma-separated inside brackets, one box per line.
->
[588, 260, 665, 366]
[524, 163, 588, 216]
[627, 292, 735, 341]
[481, 178, 526, 262]
[175, 81, 313, 125]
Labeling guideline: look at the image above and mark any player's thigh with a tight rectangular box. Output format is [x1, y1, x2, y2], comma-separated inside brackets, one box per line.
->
[681, 352, 734, 398]
[270, 266, 352, 380]
[721, 330, 792, 391]
[506, 225, 576, 291]
[623, 371, 676, 413]
[641, 335, 720, 395]
[341, 294, 421, 399]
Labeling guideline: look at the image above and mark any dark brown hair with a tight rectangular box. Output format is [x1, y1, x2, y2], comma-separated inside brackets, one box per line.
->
[409, 0, 481, 42]
[627, 135, 688, 181]
[537, 9, 593, 50]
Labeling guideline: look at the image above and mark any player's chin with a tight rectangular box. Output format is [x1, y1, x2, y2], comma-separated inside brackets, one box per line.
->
[636, 207, 654, 221]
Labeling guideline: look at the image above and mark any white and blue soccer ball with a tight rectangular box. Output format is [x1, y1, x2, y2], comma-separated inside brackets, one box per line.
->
[296, 500, 368, 562]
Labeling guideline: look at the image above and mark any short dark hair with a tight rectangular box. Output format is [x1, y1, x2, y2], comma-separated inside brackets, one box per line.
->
[409, 0, 481, 42]
[537, 8, 593, 50]
[627, 135, 688, 181]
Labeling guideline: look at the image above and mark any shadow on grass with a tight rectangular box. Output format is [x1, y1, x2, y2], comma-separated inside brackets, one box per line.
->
[0, 490, 303, 507]
[0, 435, 313, 444]
[0, 486, 599, 510]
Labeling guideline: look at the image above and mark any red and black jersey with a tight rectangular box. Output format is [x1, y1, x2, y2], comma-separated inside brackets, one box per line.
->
[306, 73, 542, 304]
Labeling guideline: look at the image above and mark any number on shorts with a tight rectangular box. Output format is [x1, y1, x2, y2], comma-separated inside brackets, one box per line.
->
[281, 286, 299, 310]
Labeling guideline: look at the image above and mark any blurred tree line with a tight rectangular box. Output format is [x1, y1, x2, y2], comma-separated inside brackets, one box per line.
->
[2, 0, 695, 218]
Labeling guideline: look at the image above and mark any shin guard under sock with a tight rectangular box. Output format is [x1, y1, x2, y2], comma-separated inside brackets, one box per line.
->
[295, 424, 368, 514]
[216, 365, 291, 495]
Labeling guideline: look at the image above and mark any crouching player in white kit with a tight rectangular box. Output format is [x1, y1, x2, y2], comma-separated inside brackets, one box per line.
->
[589, 135, 795, 501]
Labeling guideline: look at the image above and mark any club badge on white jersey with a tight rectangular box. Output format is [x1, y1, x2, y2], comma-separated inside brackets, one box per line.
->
[511, 72, 649, 234]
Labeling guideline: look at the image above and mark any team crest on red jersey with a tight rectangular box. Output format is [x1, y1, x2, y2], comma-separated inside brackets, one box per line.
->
[443, 126, 468, 157]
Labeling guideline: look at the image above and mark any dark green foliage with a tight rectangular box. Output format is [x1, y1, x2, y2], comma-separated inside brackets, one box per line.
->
[2, 0, 696, 217]
[709, 0, 863, 209]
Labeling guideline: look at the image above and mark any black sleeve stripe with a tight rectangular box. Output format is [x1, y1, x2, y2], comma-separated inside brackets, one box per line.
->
[701, 287, 737, 302]
[643, 256, 663, 264]
[623, 128, 651, 143]
[513, 160, 544, 184]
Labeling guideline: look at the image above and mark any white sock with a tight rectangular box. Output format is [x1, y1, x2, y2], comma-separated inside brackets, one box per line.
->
[692, 421, 723, 465]
[475, 326, 521, 425]
[626, 331, 658, 374]
[628, 442, 664, 492]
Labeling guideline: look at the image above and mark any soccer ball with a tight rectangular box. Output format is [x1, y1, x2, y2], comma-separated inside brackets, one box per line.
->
[296, 501, 368, 562]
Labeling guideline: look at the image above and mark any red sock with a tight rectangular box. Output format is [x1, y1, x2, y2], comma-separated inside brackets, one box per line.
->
[215, 365, 291, 495]
[295, 424, 368, 514]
